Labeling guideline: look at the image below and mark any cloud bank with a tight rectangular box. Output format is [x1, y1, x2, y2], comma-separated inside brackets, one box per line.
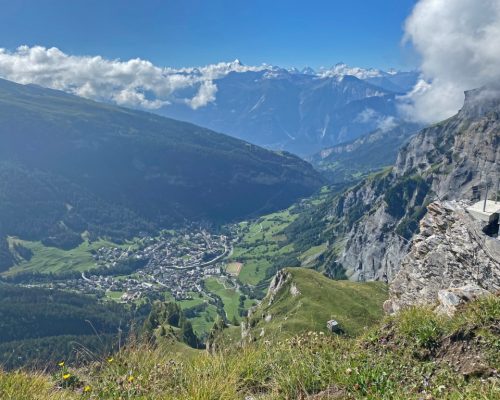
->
[400, 0, 500, 123]
[0, 46, 265, 109]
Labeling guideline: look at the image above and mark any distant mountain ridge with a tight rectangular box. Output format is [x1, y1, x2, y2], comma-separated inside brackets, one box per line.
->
[308, 121, 421, 183]
[0, 78, 323, 269]
[158, 65, 419, 155]
[0, 56, 418, 156]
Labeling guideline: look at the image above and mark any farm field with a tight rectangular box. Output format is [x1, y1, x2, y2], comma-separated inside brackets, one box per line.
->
[204, 277, 255, 323]
[225, 262, 243, 276]
[229, 209, 298, 286]
[174, 292, 220, 336]
[227, 186, 333, 288]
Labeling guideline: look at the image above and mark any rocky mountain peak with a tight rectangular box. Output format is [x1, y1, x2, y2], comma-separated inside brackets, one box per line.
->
[460, 87, 500, 120]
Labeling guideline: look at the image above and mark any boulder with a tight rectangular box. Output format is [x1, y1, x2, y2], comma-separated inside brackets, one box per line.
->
[326, 319, 342, 333]
[436, 285, 492, 316]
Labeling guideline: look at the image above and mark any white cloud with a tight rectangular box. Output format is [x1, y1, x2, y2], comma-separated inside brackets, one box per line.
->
[187, 80, 218, 110]
[355, 108, 378, 124]
[0, 46, 266, 109]
[355, 108, 397, 132]
[377, 116, 397, 132]
[400, 0, 500, 123]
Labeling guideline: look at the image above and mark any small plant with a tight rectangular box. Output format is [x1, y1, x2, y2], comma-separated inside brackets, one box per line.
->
[395, 307, 444, 350]
[53, 361, 82, 390]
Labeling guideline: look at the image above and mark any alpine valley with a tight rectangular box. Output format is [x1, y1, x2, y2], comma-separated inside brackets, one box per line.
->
[1, 68, 499, 400]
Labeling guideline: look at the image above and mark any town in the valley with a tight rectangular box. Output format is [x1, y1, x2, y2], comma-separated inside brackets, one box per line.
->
[50, 226, 242, 303]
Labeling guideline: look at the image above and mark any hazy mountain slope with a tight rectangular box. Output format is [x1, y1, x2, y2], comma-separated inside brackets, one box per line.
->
[0, 163, 152, 249]
[308, 122, 421, 183]
[0, 78, 323, 267]
[159, 68, 418, 155]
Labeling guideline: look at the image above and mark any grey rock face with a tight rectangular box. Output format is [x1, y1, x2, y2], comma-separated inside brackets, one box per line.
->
[267, 269, 291, 305]
[384, 201, 500, 313]
[436, 285, 492, 316]
[337, 87, 500, 282]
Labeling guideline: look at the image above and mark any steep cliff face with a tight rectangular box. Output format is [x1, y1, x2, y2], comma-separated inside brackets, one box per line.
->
[336, 87, 500, 281]
[384, 201, 500, 313]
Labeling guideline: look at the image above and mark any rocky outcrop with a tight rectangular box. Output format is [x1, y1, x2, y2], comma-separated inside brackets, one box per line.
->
[435, 285, 492, 316]
[336, 87, 500, 282]
[267, 269, 292, 305]
[384, 201, 500, 314]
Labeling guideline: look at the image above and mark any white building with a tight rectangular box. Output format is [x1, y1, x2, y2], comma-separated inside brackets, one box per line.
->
[467, 200, 500, 238]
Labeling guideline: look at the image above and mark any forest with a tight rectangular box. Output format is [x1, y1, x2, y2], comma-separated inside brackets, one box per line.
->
[0, 285, 137, 369]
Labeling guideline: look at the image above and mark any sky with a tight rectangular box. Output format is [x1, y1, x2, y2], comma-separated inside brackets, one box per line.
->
[0, 0, 418, 70]
[1, 0, 499, 124]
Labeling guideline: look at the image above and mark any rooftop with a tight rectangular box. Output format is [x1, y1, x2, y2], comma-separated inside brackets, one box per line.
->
[466, 200, 500, 223]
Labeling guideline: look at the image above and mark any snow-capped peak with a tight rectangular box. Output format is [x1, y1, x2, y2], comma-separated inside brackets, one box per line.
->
[301, 66, 316, 75]
[317, 63, 388, 79]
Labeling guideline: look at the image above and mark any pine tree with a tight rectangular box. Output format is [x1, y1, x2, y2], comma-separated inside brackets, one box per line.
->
[180, 320, 200, 348]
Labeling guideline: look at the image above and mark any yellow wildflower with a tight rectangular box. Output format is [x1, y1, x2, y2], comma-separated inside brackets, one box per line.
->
[128, 375, 134, 383]
[84, 385, 91, 392]
[107, 357, 114, 363]
[63, 373, 71, 380]
[58, 361, 65, 367]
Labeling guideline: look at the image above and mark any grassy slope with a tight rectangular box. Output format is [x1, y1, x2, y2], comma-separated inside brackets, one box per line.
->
[247, 268, 388, 339]
[4, 295, 499, 399]
[229, 187, 334, 288]
[3, 237, 135, 276]
[231, 209, 298, 286]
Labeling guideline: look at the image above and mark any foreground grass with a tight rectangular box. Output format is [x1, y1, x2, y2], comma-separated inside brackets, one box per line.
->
[3, 295, 499, 399]
[0, 370, 77, 400]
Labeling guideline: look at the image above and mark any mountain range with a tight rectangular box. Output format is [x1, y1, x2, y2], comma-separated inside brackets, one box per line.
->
[158, 63, 419, 155]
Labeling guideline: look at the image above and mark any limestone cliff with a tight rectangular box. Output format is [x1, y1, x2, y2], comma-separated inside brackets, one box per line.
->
[335, 87, 500, 281]
[384, 200, 500, 313]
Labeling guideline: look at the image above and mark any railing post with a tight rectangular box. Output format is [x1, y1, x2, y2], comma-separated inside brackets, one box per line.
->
[483, 183, 489, 212]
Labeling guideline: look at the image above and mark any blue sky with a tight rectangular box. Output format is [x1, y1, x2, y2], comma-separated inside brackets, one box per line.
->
[0, 0, 418, 70]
